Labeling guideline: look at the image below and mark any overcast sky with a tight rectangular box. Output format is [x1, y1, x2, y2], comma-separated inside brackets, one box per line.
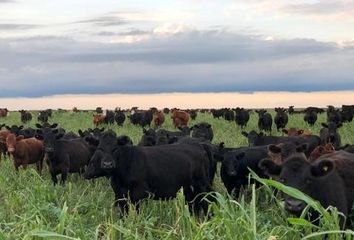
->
[0, 0, 354, 97]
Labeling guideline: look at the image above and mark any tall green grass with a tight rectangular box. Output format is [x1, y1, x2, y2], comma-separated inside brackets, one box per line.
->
[0, 110, 353, 239]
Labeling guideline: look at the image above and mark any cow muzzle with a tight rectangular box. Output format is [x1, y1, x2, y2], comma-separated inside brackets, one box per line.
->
[45, 147, 54, 153]
[285, 198, 306, 214]
[7, 147, 15, 153]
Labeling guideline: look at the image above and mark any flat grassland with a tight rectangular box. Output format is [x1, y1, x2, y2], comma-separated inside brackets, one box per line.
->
[1, 110, 353, 240]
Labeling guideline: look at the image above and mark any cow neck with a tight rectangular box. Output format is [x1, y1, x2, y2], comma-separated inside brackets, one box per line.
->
[114, 145, 136, 177]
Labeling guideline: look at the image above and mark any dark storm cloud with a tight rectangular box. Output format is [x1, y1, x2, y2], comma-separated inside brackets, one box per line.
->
[0, 29, 353, 97]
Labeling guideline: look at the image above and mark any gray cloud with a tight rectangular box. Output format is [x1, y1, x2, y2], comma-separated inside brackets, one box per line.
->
[0, 30, 353, 97]
[96, 29, 150, 36]
[0, 0, 15, 3]
[75, 15, 127, 26]
[0, 23, 40, 30]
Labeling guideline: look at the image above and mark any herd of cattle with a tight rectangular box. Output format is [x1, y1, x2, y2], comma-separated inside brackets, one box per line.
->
[1, 105, 354, 226]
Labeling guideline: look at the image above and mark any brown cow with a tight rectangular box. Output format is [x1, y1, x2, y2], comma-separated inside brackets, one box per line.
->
[6, 134, 44, 172]
[93, 114, 106, 127]
[0, 108, 9, 117]
[171, 109, 190, 128]
[0, 128, 10, 161]
[282, 128, 312, 136]
[308, 143, 335, 162]
[153, 110, 165, 128]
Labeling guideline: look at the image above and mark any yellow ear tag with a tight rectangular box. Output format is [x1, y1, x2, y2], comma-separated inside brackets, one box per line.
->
[323, 166, 328, 172]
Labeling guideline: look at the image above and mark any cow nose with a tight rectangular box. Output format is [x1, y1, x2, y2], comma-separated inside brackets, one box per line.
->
[8, 147, 15, 153]
[285, 199, 306, 213]
[45, 147, 54, 152]
[101, 161, 114, 169]
[329, 135, 336, 143]
[228, 170, 237, 176]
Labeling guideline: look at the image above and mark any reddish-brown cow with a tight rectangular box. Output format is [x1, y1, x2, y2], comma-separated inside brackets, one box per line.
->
[282, 128, 312, 136]
[6, 134, 44, 172]
[0, 129, 11, 161]
[308, 143, 335, 162]
[171, 109, 190, 128]
[93, 114, 106, 127]
[154, 110, 165, 128]
[0, 108, 9, 117]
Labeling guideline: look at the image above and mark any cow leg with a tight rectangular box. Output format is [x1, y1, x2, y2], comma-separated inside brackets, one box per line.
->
[51, 173, 58, 186]
[61, 172, 68, 185]
[129, 183, 149, 213]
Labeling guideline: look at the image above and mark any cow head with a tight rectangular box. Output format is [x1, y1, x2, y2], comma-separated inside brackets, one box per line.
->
[36, 128, 63, 153]
[222, 151, 245, 177]
[241, 130, 263, 146]
[321, 122, 342, 143]
[267, 142, 307, 165]
[6, 133, 24, 154]
[191, 122, 213, 141]
[259, 156, 335, 216]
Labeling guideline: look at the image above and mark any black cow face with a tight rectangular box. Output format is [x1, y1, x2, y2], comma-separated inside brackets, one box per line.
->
[84, 131, 118, 179]
[191, 122, 213, 141]
[36, 129, 63, 153]
[321, 122, 341, 143]
[259, 156, 334, 216]
[241, 131, 263, 147]
[222, 152, 245, 176]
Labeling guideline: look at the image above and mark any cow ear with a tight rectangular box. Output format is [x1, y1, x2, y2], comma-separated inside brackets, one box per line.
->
[282, 129, 289, 134]
[143, 128, 147, 134]
[100, 128, 105, 132]
[235, 152, 245, 160]
[219, 142, 225, 150]
[16, 135, 24, 141]
[321, 123, 328, 128]
[78, 130, 84, 137]
[311, 160, 334, 177]
[259, 158, 282, 176]
[51, 123, 58, 128]
[268, 144, 281, 154]
[19, 125, 24, 130]
[296, 143, 308, 153]
[241, 131, 248, 137]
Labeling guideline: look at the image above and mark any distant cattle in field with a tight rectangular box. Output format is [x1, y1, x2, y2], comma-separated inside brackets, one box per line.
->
[155, 127, 191, 145]
[191, 122, 213, 141]
[305, 107, 324, 114]
[163, 108, 170, 114]
[93, 114, 106, 127]
[114, 110, 126, 126]
[84, 131, 212, 214]
[0, 126, 10, 161]
[129, 109, 153, 128]
[221, 145, 269, 196]
[304, 109, 317, 126]
[171, 109, 190, 128]
[153, 111, 165, 128]
[19, 110, 32, 123]
[38, 110, 50, 123]
[211, 109, 223, 119]
[188, 110, 198, 120]
[5, 125, 24, 136]
[139, 128, 157, 146]
[235, 108, 250, 128]
[327, 108, 342, 125]
[104, 110, 115, 124]
[6, 133, 44, 172]
[223, 109, 234, 122]
[282, 128, 312, 136]
[341, 105, 354, 122]
[0, 108, 9, 117]
[256, 110, 272, 133]
[260, 151, 354, 227]
[274, 108, 288, 131]
[320, 122, 342, 149]
[96, 107, 103, 114]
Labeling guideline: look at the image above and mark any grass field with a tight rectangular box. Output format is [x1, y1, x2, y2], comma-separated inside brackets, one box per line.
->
[1, 110, 354, 240]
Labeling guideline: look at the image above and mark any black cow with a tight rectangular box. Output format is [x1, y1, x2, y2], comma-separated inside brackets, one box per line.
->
[223, 109, 234, 122]
[188, 110, 198, 120]
[241, 130, 320, 157]
[83, 131, 212, 214]
[5, 125, 24, 136]
[256, 110, 272, 133]
[96, 107, 103, 114]
[235, 108, 250, 129]
[163, 108, 170, 114]
[191, 122, 213, 141]
[260, 152, 354, 228]
[274, 108, 288, 131]
[114, 110, 126, 126]
[155, 127, 191, 145]
[38, 111, 49, 123]
[104, 110, 115, 124]
[221, 146, 269, 196]
[19, 110, 32, 123]
[320, 122, 342, 149]
[327, 109, 342, 125]
[211, 109, 223, 119]
[140, 110, 153, 128]
[139, 129, 157, 146]
[19, 127, 36, 138]
[304, 109, 317, 126]
[36, 128, 92, 185]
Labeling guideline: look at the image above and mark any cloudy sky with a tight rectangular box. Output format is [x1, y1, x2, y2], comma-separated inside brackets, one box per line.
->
[0, 0, 354, 97]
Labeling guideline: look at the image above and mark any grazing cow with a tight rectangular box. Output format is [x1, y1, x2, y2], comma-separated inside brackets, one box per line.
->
[191, 122, 213, 141]
[38, 110, 49, 123]
[153, 110, 165, 128]
[274, 108, 288, 131]
[260, 152, 354, 228]
[282, 128, 312, 137]
[171, 109, 190, 128]
[235, 108, 250, 128]
[5, 133, 43, 172]
[104, 110, 115, 124]
[0, 108, 9, 117]
[320, 122, 342, 149]
[241, 130, 321, 157]
[93, 114, 106, 127]
[221, 146, 269, 196]
[308, 143, 335, 162]
[36, 128, 92, 185]
[96, 107, 103, 114]
[83, 131, 212, 214]
[19, 110, 32, 123]
[304, 109, 318, 126]
[114, 110, 126, 126]
[256, 110, 272, 133]
[211, 109, 223, 119]
[288, 106, 295, 115]
[188, 110, 198, 120]
[223, 109, 235, 122]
